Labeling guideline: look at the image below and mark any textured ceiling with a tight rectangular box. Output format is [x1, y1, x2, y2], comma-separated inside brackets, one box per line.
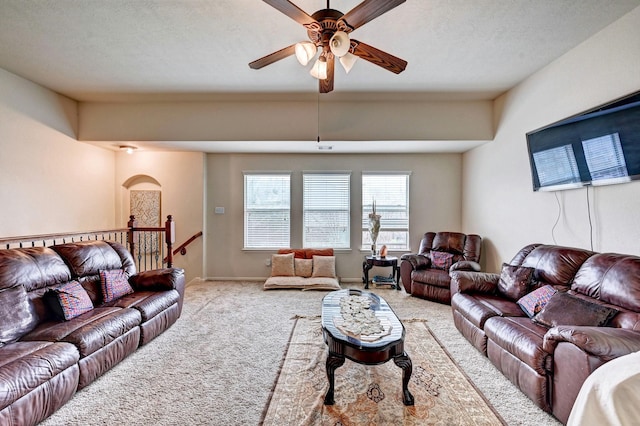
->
[0, 1, 638, 152]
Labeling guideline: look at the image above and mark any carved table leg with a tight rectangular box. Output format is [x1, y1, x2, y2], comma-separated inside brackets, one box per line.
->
[363, 261, 373, 289]
[393, 352, 414, 406]
[324, 352, 346, 405]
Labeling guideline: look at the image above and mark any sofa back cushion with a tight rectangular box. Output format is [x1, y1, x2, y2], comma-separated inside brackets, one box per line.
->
[0, 285, 37, 345]
[518, 245, 594, 289]
[0, 247, 71, 292]
[573, 253, 640, 312]
[51, 241, 136, 304]
[419, 232, 482, 263]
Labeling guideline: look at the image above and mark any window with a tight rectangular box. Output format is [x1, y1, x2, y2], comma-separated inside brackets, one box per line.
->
[303, 172, 350, 248]
[244, 173, 290, 249]
[362, 173, 410, 250]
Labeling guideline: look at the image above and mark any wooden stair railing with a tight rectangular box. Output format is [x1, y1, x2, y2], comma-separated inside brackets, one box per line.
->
[164, 231, 203, 264]
[0, 215, 176, 271]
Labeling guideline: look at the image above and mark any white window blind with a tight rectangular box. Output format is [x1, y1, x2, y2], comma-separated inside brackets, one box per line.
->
[303, 172, 350, 248]
[582, 133, 629, 180]
[362, 172, 410, 250]
[244, 173, 290, 249]
[533, 145, 580, 187]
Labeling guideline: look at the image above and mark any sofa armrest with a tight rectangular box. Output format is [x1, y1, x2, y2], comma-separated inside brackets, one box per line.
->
[450, 260, 481, 273]
[400, 253, 431, 270]
[130, 268, 184, 291]
[450, 271, 499, 295]
[543, 326, 640, 361]
[130, 268, 186, 315]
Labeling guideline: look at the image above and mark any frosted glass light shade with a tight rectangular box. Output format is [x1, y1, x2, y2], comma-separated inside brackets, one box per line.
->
[339, 53, 358, 74]
[329, 31, 350, 57]
[295, 42, 317, 66]
[310, 57, 327, 80]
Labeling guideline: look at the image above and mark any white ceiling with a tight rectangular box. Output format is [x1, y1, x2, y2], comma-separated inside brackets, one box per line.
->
[1, 0, 638, 153]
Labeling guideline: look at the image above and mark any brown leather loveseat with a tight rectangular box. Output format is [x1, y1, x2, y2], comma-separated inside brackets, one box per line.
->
[400, 231, 482, 304]
[450, 244, 640, 424]
[0, 240, 185, 426]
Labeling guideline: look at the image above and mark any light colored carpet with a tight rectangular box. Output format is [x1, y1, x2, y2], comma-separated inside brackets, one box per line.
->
[40, 280, 561, 426]
[263, 317, 505, 425]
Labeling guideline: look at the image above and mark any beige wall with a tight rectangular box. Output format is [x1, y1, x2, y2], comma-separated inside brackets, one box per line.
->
[205, 153, 462, 280]
[115, 151, 206, 283]
[0, 68, 115, 236]
[462, 6, 640, 272]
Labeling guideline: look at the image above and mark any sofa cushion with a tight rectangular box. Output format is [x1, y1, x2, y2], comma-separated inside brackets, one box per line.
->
[533, 292, 619, 328]
[263, 276, 340, 291]
[45, 281, 94, 321]
[271, 253, 295, 276]
[52, 241, 124, 278]
[100, 269, 134, 303]
[430, 251, 454, 270]
[0, 341, 79, 411]
[498, 264, 535, 301]
[0, 285, 36, 346]
[517, 285, 557, 318]
[312, 255, 336, 278]
[294, 258, 313, 278]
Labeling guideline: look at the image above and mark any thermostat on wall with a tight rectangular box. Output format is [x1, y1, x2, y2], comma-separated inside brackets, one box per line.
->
[214, 207, 225, 214]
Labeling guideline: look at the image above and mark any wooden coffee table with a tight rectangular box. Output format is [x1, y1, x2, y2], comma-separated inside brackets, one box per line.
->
[321, 288, 414, 406]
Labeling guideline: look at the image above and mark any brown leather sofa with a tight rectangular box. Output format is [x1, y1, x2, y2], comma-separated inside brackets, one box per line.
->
[0, 240, 185, 426]
[450, 244, 640, 424]
[400, 231, 482, 304]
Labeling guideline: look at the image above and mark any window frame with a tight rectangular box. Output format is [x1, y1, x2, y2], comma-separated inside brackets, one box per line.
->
[243, 171, 291, 250]
[361, 171, 411, 251]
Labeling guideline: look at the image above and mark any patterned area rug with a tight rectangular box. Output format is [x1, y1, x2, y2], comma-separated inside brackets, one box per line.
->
[261, 317, 505, 426]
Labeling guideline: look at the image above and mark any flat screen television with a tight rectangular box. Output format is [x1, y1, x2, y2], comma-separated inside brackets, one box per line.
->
[526, 90, 640, 191]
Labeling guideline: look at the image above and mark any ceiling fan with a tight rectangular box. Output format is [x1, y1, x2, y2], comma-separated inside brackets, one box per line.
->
[249, 0, 408, 93]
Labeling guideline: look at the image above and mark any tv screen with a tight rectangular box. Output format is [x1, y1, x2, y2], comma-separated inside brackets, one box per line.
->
[526, 91, 640, 191]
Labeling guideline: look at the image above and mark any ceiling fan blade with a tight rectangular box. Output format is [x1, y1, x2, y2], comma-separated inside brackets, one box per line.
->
[340, 0, 406, 31]
[319, 54, 335, 93]
[262, 0, 317, 26]
[351, 40, 407, 74]
[249, 44, 296, 69]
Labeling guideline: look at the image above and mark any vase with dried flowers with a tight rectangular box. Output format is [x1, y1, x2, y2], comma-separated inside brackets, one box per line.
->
[368, 198, 381, 255]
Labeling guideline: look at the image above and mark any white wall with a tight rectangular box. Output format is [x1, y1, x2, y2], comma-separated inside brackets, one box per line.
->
[0, 68, 115, 236]
[205, 153, 463, 280]
[115, 150, 206, 282]
[462, 6, 640, 272]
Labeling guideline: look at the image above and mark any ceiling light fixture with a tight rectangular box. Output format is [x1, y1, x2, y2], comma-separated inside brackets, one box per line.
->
[119, 145, 137, 154]
[249, 0, 407, 93]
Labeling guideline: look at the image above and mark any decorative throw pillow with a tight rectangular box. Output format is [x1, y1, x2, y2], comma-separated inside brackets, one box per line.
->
[517, 285, 557, 318]
[312, 255, 336, 278]
[430, 251, 454, 270]
[45, 281, 94, 321]
[294, 258, 313, 278]
[497, 263, 535, 301]
[533, 292, 619, 328]
[271, 253, 295, 277]
[99, 269, 134, 303]
[0, 285, 36, 344]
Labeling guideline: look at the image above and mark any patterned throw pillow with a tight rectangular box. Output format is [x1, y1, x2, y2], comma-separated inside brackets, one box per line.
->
[100, 269, 134, 303]
[517, 285, 557, 318]
[45, 281, 94, 321]
[430, 251, 454, 270]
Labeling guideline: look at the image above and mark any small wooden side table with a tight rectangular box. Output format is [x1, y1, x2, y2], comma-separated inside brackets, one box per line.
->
[362, 255, 400, 290]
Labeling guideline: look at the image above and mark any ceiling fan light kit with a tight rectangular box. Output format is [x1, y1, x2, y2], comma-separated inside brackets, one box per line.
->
[249, 0, 408, 93]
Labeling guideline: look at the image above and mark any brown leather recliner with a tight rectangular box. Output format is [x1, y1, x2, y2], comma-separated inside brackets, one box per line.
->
[400, 231, 482, 304]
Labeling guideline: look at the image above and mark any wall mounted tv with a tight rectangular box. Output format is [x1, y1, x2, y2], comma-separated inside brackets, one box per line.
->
[526, 90, 640, 191]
